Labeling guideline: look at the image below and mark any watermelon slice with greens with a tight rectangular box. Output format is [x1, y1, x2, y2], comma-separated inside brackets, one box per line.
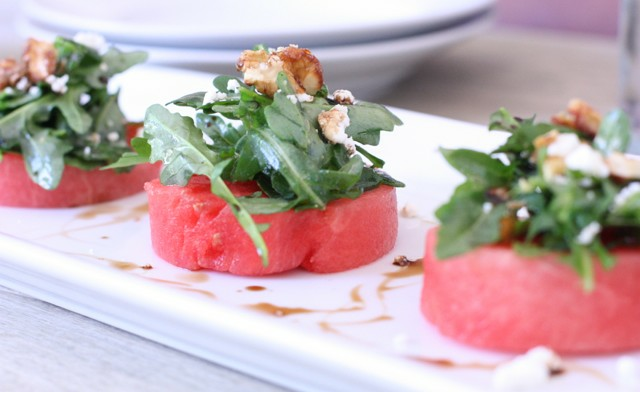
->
[0, 35, 151, 207]
[423, 103, 640, 354]
[109, 45, 404, 273]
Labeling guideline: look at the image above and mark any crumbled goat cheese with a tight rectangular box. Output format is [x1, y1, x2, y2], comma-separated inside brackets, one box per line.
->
[73, 32, 108, 54]
[99, 62, 109, 72]
[79, 93, 91, 106]
[106, 131, 120, 142]
[516, 206, 530, 220]
[492, 346, 562, 391]
[317, 105, 355, 154]
[614, 182, 640, 208]
[616, 356, 640, 391]
[547, 133, 580, 156]
[482, 202, 493, 213]
[576, 221, 601, 245]
[286, 93, 314, 104]
[83, 146, 91, 156]
[399, 203, 419, 218]
[45, 74, 69, 94]
[564, 144, 610, 178]
[28, 86, 40, 96]
[3, 87, 14, 94]
[332, 89, 355, 105]
[226, 79, 240, 93]
[15, 76, 29, 91]
[203, 86, 227, 104]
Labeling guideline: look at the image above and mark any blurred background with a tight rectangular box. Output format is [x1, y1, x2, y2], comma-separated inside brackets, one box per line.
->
[0, 0, 636, 132]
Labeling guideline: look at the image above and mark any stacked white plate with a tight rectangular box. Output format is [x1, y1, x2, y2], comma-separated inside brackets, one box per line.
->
[16, 0, 495, 99]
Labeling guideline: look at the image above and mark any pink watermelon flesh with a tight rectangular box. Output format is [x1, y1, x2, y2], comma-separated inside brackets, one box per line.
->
[0, 152, 160, 208]
[144, 175, 398, 276]
[421, 226, 640, 355]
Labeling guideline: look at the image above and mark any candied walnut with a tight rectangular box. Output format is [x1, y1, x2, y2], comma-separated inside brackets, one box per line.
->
[23, 38, 57, 82]
[551, 99, 602, 138]
[237, 45, 323, 97]
[533, 129, 561, 150]
[606, 152, 640, 181]
[0, 58, 25, 89]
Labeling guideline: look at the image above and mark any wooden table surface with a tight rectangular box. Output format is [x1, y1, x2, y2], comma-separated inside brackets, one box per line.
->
[0, 25, 629, 391]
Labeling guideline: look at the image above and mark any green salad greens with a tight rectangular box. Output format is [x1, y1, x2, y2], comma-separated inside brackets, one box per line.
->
[109, 54, 403, 267]
[0, 34, 147, 190]
[436, 105, 639, 290]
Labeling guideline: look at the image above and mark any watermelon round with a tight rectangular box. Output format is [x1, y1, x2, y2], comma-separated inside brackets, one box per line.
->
[0, 152, 160, 208]
[421, 227, 640, 355]
[144, 176, 398, 276]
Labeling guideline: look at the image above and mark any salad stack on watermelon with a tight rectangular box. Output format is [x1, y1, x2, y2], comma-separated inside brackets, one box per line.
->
[110, 45, 404, 276]
[423, 99, 640, 354]
[0, 33, 158, 207]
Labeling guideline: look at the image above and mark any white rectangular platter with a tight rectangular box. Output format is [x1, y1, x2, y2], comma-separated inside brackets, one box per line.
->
[0, 66, 637, 391]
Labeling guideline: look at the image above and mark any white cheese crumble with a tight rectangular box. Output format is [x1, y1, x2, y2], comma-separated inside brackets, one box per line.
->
[576, 221, 602, 245]
[331, 89, 355, 104]
[547, 132, 580, 157]
[516, 206, 530, 220]
[492, 346, 562, 391]
[614, 182, 640, 208]
[28, 86, 40, 96]
[482, 202, 493, 213]
[79, 93, 91, 106]
[317, 104, 355, 154]
[286, 93, 314, 104]
[203, 86, 227, 105]
[15, 76, 29, 91]
[226, 79, 240, 93]
[564, 144, 610, 178]
[45, 74, 69, 94]
[106, 131, 120, 142]
[399, 203, 419, 218]
[616, 355, 641, 390]
[73, 32, 108, 54]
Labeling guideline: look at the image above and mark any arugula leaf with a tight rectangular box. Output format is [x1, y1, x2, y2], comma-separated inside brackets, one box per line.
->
[143, 104, 271, 266]
[440, 147, 513, 187]
[435, 182, 508, 258]
[19, 130, 72, 189]
[51, 86, 92, 134]
[593, 109, 630, 154]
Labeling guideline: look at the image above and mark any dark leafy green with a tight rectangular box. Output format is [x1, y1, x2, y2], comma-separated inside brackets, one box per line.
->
[436, 107, 639, 290]
[109, 72, 404, 266]
[0, 36, 147, 189]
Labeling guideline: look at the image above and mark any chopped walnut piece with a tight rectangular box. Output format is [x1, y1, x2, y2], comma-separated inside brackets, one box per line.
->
[237, 45, 323, 97]
[551, 99, 602, 138]
[0, 58, 25, 89]
[23, 38, 57, 82]
[606, 152, 640, 180]
[533, 129, 561, 150]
